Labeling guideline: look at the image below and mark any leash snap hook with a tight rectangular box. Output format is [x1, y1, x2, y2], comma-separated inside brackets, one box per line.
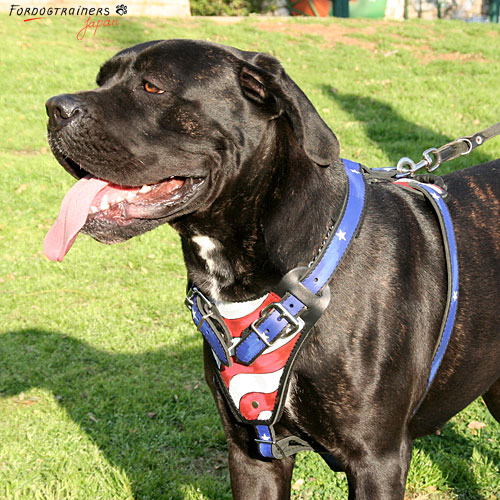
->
[397, 148, 439, 176]
[422, 147, 440, 173]
[396, 156, 417, 175]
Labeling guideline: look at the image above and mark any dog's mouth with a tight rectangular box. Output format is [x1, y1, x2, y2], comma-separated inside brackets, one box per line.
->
[44, 169, 205, 261]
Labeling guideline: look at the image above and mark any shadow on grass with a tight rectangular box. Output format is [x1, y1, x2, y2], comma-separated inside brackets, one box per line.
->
[0, 328, 231, 500]
[2, 329, 499, 499]
[327, 89, 495, 173]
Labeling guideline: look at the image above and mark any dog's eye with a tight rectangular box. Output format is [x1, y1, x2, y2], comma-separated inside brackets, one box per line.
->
[143, 81, 165, 94]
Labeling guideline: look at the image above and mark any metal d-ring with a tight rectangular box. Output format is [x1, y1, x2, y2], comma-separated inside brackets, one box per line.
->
[456, 137, 473, 155]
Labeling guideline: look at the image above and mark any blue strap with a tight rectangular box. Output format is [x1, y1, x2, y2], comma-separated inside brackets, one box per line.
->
[409, 182, 459, 415]
[255, 425, 274, 458]
[233, 295, 307, 365]
[301, 160, 366, 293]
[254, 424, 314, 458]
[235, 159, 366, 365]
[187, 291, 231, 366]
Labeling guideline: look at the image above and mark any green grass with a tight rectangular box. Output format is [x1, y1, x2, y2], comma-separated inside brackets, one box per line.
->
[1, 13, 500, 500]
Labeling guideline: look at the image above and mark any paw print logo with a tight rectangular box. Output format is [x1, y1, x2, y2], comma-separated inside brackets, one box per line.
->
[116, 4, 127, 15]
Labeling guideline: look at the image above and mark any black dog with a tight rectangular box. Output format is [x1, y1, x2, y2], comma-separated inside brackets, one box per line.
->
[45, 40, 500, 499]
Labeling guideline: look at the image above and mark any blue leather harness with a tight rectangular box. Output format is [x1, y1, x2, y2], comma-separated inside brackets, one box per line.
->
[186, 159, 459, 459]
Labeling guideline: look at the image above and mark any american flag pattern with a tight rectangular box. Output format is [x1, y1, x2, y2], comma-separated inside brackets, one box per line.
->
[215, 292, 301, 422]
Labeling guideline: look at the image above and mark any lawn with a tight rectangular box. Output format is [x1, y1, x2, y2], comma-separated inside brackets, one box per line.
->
[1, 12, 499, 500]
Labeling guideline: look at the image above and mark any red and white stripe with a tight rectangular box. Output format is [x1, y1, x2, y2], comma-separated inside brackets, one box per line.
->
[215, 292, 300, 421]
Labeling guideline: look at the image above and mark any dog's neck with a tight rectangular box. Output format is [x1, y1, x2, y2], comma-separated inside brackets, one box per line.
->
[172, 122, 347, 302]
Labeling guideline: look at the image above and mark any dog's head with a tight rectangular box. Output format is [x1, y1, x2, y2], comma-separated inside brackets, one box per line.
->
[44, 39, 339, 260]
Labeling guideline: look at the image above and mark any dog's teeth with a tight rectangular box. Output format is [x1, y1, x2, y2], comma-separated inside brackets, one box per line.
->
[126, 192, 136, 201]
[139, 185, 152, 193]
[100, 195, 110, 210]
[116, 196, 123, 203]
[90, 206, 98, 213]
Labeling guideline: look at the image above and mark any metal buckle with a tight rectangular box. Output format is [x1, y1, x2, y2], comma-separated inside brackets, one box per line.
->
[185, 288, 195, 308]
[250, 302, 304, 347]
[195, 287, 213, 311]
[185, 288, 215, 330]
[186, 287, 212, 309]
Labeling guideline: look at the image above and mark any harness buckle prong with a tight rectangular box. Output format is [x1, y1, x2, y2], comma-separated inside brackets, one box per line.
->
[250, 302, 304, 348]
[262, 302, 304, 337]
[255, 438, 276, 445]
[198, 311, 214, 331]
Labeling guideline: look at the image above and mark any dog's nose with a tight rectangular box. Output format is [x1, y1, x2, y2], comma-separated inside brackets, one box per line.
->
[45, 94, 83, 131]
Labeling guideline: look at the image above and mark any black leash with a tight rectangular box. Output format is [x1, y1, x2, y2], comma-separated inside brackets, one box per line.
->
[397, 121, 500, 176]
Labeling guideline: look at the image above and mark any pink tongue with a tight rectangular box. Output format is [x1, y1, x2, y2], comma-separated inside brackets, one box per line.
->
[44, 176, 110, 261]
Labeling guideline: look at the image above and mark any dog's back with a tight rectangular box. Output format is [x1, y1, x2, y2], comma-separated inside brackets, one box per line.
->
[410, 160, 500, 435]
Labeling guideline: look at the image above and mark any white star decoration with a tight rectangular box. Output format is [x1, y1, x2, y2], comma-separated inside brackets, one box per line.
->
[350, 169, 361, 174]
[261, 434, 271, 441]
[452, 291, 458, 301]
[336, 229, 347, 241]
[431, 192, 440, 201]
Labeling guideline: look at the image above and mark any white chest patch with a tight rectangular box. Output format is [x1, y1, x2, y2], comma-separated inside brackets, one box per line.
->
[192, 235, 222, 299]
[192, 235, 217, 270]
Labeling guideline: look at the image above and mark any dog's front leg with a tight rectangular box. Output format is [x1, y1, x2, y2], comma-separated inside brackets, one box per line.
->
[227, 437, 295, 500]
[204, 346, 295, 500]
[344, 435, 412, 500]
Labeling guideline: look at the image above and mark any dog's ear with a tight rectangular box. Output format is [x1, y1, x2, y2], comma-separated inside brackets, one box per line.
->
[239, 53, 339, 167]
